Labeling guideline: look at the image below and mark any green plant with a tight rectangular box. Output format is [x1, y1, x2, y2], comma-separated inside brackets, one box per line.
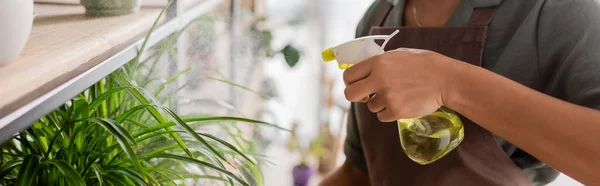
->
[0, 2, 282, 185]
[251, 17, 301, 68]
[0, 66, 276, 185]
[81, 0, 141, 17]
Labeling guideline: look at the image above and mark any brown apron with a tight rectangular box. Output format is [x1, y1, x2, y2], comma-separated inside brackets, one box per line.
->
[354, 1, 532, 185]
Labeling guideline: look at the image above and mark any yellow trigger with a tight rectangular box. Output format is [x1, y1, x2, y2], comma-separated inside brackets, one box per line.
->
[338, 63, 353, 69]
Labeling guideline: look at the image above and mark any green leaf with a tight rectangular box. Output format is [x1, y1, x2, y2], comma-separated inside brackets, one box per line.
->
[166, 68, 190, 84]
[140, 53, 164, 87]
[2, 140, 23, 155]
[42, 160, 85, 186]
[31, 127, 49, 154]
[0, 159, 22, 179]
[153, 173, 177, 186]
[178, 174, 228, 182]
[112, 72, 194, 158]
[281, 44, 300, 68]
[45, 124, 70, 158]
[147, 168, 187, 182]
[145, 145, 181, 157]
[91, 163, 103, 186]
[206, 77, 268, 99]
[143, 171, 161, 186]
[98, 79, 109, 118]
[93, 125, 168, 167]
[134, 0, 174, 62]
[249, 163, 265, 186]
[17, 132, 37, 154]
[109, 169, 146, 186]
[103, 173, 131, 186]
[229, 178, 235, 186]
[161, 108, 229, 165]
[195, 117, 289, 131]
[25, 128, 47, 157]
[85, 118, 144, 179]
[72, 96, 90, 119]
[153, 67, 191, 96]
[74, 123, 85, 153]
[133, 116, 288, 138]
[197, 132, 255, 165]
[141, 77, 162, 88]
[15, 155, 41, 186]
[89, 87, 131, 112]
[124, 119, 151, 129]
[54, 110, 70, 121]
[258, 30, 273, 51]
[147, 168, 180, 186]
[136, 130, 184, 143]
[116, 104, 153, 124]
[144, 154, 250, 186]
[85, 118, 136, 146]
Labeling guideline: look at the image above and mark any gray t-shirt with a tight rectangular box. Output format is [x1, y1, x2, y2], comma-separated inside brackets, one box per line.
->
[345, 0, 600, 185]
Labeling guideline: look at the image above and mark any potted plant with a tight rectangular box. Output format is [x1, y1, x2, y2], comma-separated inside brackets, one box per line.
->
[80, 0, 142, 17]
[0, 5, 275, 184]
[0, 0, 34, 65]
[293, 162, 314, 186]
[287, 123, 316, 186]
[251, 17, 301, 68]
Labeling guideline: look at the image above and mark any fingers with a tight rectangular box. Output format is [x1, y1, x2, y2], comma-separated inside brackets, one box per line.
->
[377, 108, 397, 122]
[367, 94, 386, 113]
[342, 57, 375, 85]
[344, 77, 377, 102]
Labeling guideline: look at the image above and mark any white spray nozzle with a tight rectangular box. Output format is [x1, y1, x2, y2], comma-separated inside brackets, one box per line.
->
[381, 29, 400, 50]
[321, 29, 401, 66]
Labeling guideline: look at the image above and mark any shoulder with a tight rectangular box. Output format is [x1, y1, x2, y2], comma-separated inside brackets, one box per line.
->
[492, 0, 600, 52]
[493, 0, 600, 27]
[541, 0, 600, 13]
[538, 0, 600, 34]
[536, 0, 600, 54]
[536, 0, 600, 104]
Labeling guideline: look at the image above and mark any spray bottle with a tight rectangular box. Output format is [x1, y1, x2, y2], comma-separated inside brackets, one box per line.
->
[321, 30, 464, 165]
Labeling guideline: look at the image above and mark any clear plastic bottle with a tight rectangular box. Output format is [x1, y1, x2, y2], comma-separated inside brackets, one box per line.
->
[398, 107, 464, 165]
[322, 30, 464, 165]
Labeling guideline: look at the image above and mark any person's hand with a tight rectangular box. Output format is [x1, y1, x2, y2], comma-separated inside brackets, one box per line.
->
[343, 48, 464, 122]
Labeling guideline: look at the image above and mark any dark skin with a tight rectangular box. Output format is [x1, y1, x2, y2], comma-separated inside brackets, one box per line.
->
[321, 0, 600, 185]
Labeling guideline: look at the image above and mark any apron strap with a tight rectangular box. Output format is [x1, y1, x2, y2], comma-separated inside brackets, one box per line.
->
[374, 1, 394, 27]
[462, 7, 497, 45]
[468, 7, 497, 27]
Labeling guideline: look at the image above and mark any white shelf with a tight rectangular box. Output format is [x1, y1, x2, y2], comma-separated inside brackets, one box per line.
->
[0, 0, 223, 143]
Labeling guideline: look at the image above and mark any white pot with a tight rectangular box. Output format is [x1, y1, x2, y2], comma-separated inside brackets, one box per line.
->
[0, 0, 34, 65]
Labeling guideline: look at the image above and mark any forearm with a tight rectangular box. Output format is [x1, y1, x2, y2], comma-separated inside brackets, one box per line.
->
[319, 160, 370, 186]
[447, 62, 600, 185]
